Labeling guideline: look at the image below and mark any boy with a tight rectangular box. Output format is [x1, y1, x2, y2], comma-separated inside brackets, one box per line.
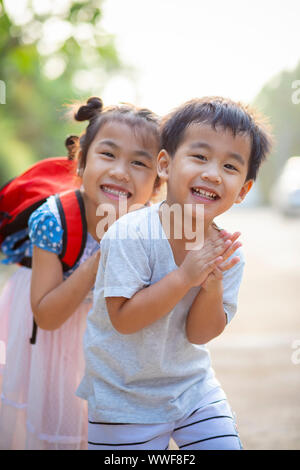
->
[77, 97, 272, 450]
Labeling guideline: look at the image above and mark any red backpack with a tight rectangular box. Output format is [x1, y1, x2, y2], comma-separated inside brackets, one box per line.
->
[0, 156, 88, 345]
[0, 156, 87, 271]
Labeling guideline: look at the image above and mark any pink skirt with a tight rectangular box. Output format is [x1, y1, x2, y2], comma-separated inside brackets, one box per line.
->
[0, 267, 91, 450]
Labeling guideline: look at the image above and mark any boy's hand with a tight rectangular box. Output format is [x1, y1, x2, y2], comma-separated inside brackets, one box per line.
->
[201, 231, 242, 291]
[201, 265, 224, 292]
[178, 234, 232, 288]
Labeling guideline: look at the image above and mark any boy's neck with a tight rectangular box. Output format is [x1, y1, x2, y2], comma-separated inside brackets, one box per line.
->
[159, 199, 215, 251]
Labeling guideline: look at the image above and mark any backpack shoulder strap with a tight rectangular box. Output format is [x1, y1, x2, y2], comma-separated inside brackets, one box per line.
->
[54, 189, 87, 271]
[30, 189, 87, 345]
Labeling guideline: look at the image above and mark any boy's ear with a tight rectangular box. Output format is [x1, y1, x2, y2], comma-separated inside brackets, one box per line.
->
[235, 179, 254, 204]
[157, 149, 171, 182]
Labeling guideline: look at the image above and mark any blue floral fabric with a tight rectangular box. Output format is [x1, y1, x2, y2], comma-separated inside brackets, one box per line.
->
[1, 199, 99, 284]
[1, 228, 32, 265]
[28, 202, 63, 254]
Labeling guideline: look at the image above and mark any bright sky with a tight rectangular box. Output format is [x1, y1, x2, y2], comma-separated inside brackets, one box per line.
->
[101, 0, 300, 115]
[4, 0, 300, 115]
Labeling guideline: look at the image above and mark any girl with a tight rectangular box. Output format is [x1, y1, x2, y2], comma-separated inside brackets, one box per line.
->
[0, 97, 161, 450]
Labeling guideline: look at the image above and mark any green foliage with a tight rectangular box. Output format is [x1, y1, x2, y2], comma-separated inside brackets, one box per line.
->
[0, 0, 122, 185]
[253, 61, 300, 202]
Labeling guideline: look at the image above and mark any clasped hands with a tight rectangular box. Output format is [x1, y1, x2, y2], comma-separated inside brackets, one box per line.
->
[178, 228, 242, 292]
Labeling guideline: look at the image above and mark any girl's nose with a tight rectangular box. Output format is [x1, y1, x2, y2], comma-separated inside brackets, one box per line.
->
[109, 163, 130, 182]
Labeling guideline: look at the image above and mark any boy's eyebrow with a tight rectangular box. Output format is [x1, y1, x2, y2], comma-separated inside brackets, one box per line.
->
[227, 152, 245, 166]
[189, 141, 245, 166]
[96, 139, 153, 159]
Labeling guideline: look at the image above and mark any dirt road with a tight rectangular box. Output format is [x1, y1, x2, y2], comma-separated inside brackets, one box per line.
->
[208, 206, 300, 450]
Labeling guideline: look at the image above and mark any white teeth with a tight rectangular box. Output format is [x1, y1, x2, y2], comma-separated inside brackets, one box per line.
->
[192, 188, 218, 199]
[102, 186, 130, 197]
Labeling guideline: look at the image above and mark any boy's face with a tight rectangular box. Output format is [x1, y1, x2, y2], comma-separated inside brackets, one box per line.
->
[157, 123, 253, 223]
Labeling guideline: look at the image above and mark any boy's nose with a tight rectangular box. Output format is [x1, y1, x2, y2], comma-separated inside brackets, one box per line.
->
[201, 168, 222, 185]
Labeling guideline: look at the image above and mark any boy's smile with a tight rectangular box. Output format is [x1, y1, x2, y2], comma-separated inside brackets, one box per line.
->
[158, 123, 253, 227]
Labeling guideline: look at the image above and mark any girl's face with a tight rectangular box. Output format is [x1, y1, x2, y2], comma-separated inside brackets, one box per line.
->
[82, 120, 158, 216]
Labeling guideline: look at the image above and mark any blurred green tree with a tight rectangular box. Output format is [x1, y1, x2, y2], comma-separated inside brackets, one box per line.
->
[0, 0, 122, 184]
[253, 60, 300, 202]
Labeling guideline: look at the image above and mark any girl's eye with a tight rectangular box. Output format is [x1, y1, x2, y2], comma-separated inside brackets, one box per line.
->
[101, 152, 115, 158]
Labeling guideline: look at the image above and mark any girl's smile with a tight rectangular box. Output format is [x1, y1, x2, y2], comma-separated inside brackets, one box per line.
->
[100, 183, 132, 200]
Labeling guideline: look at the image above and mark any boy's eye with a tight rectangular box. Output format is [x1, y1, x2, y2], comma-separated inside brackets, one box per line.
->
[191, 154, 207, 161]
[224, 163, 238, 171]
[132, 160, 147, 167]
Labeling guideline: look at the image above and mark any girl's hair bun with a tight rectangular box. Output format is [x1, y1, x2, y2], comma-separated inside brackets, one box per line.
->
[65, 135, 80, 160]
[74, 97, 103, 122]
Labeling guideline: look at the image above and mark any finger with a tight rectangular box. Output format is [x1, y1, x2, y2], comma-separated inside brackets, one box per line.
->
[202, 256, 223, 276]
[198, 237, 229, 260]
[226, 231, 241, 243]
[230, 232, 241, 243]
[221, 241, 242, 262]
[219, 231, 241, 244]
[219, 256, 240, 272]
[201, 239, 231, 263]
[204, 235, 227, 249]
[213, 267, 223, 280]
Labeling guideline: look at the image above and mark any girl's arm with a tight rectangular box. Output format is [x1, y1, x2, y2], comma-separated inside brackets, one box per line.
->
[30, 246, 100, 331]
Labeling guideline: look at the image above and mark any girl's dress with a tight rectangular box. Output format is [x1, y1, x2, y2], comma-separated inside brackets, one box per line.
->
[0, 195, 99, 450]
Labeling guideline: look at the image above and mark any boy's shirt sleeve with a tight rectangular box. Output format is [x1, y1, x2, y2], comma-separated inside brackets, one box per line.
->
[99, 221, 152, 300]
[222, 248, 245, 324]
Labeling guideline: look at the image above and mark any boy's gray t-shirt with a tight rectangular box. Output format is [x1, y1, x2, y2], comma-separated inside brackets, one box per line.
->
[77, 201, 245, 423]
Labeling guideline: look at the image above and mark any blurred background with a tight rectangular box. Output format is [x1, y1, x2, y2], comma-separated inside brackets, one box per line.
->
[0, 0, 299, 450]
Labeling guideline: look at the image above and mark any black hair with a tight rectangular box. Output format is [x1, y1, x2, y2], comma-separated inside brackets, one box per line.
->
[160, 96, 273, 181]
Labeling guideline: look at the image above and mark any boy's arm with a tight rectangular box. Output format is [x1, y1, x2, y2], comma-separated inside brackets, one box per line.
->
[185, 278, 226, 344]
[185, 246, 244, 345]
[106, 236, 230, 335]
[106, 269, 191, 334]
